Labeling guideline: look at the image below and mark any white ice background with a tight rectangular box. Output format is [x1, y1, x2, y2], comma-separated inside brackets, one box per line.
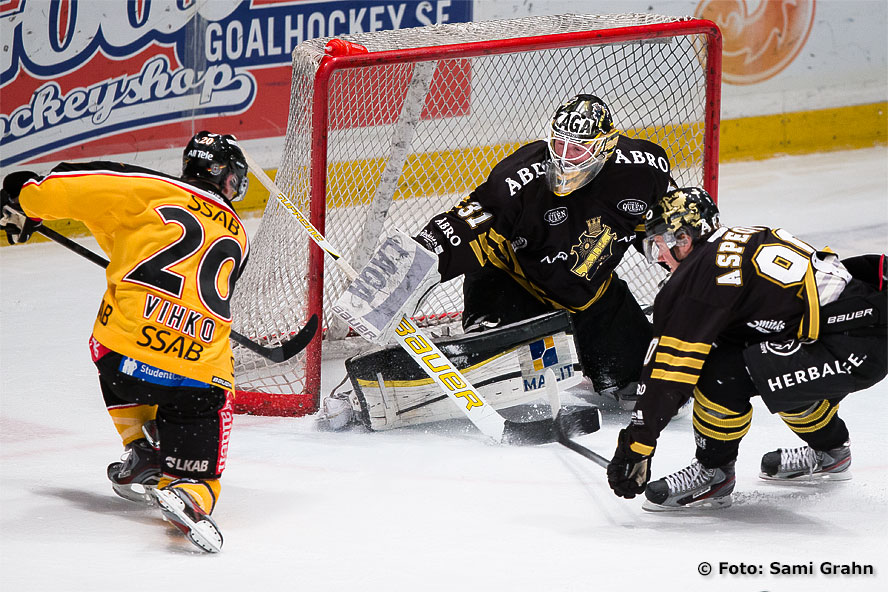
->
[1, 148, 887, 591]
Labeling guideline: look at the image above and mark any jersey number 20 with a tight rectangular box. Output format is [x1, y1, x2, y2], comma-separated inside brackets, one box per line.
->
[123, 205, 243, 321]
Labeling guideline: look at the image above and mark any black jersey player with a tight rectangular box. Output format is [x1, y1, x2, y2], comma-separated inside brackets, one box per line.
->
[412, 94, 672, 402]
[606, 187, 887, 511]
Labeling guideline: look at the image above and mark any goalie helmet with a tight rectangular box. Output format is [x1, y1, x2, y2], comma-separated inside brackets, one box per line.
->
[642, 187, 720, 264]
[545, 94, 620, 196]
[182, 131, 248, 202]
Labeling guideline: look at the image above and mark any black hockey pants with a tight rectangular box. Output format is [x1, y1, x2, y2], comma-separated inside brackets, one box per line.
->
[462, 266, 652, 393]
[95, 351, 232, 480]
[692, 309, 886, 468]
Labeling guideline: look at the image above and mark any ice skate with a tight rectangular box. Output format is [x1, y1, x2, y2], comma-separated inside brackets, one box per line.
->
[643, 460, 735, 511]
[107, 436, 160, 504]
[151, 481, 223, 553]
[759, 441, 851, 482]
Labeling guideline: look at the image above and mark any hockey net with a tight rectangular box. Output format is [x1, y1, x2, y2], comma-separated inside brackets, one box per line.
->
[230, 13, 722, 416]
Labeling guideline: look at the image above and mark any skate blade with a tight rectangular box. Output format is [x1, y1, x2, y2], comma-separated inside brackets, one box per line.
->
[151, 489, 223, 553]
[111, 482, 157, 505]
[759, 471, 852, 482]
[642, 495, 733, 512]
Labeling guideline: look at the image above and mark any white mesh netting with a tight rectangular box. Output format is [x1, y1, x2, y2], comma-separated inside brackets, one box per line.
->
[230, 13, 720, 414]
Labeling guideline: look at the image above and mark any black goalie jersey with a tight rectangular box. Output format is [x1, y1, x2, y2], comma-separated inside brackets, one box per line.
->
[414, 137, 671, 311]
[629, 225, 849, 448]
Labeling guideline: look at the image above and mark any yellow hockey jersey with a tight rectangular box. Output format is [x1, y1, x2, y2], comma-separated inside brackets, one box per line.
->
[19, 161, 249, 389]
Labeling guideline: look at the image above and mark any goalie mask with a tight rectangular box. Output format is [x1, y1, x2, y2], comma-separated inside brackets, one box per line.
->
[182, 131, 249, 202]
[545, 94, 620, 196]
[642, 187, 720, 264]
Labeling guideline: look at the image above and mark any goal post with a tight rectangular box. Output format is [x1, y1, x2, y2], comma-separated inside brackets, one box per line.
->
[231, 13, 722, 416]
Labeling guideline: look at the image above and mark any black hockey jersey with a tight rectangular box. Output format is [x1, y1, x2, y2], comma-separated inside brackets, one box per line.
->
[628, 225, 849, 448]
[414, 137, 671, 311]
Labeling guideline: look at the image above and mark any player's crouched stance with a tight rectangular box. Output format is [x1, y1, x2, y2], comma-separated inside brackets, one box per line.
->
[605, 188, 887, 511]
[0, 132, 251, 552]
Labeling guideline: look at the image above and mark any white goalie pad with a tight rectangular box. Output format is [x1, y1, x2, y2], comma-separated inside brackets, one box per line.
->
[338, 311, 582, 431]
[331, 227, 440, 344]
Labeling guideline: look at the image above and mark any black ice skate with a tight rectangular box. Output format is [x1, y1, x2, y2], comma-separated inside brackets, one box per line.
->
[107, 435, 161, 504]
[151, 481, 223, 553]
[759, 441, 851, 482]
[643, 459, 735, 511]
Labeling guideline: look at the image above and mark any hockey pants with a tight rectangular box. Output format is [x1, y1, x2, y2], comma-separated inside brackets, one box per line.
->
[462, 266, 652, 393]
[691, 328, 886, 468]
[94, 350, 233, 482]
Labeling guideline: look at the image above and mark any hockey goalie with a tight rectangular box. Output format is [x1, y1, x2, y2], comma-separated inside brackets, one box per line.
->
[321, 94, 674, 431]
[318, 227, 602, 439]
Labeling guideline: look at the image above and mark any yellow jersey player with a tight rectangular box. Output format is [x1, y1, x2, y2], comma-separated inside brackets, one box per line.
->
[0, 131, 251, 552]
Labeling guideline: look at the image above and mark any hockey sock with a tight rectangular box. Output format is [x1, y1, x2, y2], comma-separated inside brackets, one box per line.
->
[778, 399, 849, 450]
[157, 476, 220, 514]
[107, 404, 158, 446]
[692, 387, 752, 468]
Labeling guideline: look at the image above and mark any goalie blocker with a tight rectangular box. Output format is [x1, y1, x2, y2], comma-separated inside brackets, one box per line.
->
[321, 311, 602, 441]
[331, 227, 440, 344]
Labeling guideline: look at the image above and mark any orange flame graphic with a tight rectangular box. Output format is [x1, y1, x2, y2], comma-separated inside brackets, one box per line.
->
[696, 0, 816, 85]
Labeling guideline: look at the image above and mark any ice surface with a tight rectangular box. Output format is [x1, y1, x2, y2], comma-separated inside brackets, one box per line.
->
[1, 148, 886, 591]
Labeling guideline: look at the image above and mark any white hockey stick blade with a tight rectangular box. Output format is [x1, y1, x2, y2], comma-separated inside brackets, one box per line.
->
[544, 368, 561, 418]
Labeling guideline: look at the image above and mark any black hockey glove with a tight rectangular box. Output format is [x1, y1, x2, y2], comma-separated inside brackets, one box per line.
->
[1, 171, 42, 245]
[607, 428, 653, 499]
[0, 188, 42, 244]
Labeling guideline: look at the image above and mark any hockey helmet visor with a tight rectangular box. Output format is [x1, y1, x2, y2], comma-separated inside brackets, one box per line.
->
[642, 187, 720, 263]
[546, 94, 619, 196]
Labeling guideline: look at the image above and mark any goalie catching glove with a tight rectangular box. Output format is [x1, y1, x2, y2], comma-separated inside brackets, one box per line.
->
[332, 227, 441, 344]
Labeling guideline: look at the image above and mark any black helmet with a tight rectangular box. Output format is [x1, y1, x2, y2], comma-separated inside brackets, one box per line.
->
[642, 187, 720, 263]
[546, 94, 620, 196]
[182, 131, 248, 202]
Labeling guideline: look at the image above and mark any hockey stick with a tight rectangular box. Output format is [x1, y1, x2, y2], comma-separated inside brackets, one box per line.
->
[34, 226, 318, 363]
[328, 60, 437, 339]
[244, 151, 569, 443]
[544, 369, 609, 468]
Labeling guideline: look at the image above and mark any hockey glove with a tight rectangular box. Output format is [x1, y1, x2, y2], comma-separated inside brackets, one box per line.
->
[0, 188, 42, 245]
[607, 428, 653, 499]
[332, 227, 441, 344]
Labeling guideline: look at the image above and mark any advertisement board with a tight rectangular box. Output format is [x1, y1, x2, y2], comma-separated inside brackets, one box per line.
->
[0, 0, 472, 169]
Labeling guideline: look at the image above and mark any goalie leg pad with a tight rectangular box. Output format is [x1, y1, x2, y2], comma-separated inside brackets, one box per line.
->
[340, 311, 583, 431]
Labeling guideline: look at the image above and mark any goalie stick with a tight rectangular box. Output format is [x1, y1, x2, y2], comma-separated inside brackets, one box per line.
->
[244, 151, 573, 444]
[544, 369, 609, 468]
[34, 226, 318, 363]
